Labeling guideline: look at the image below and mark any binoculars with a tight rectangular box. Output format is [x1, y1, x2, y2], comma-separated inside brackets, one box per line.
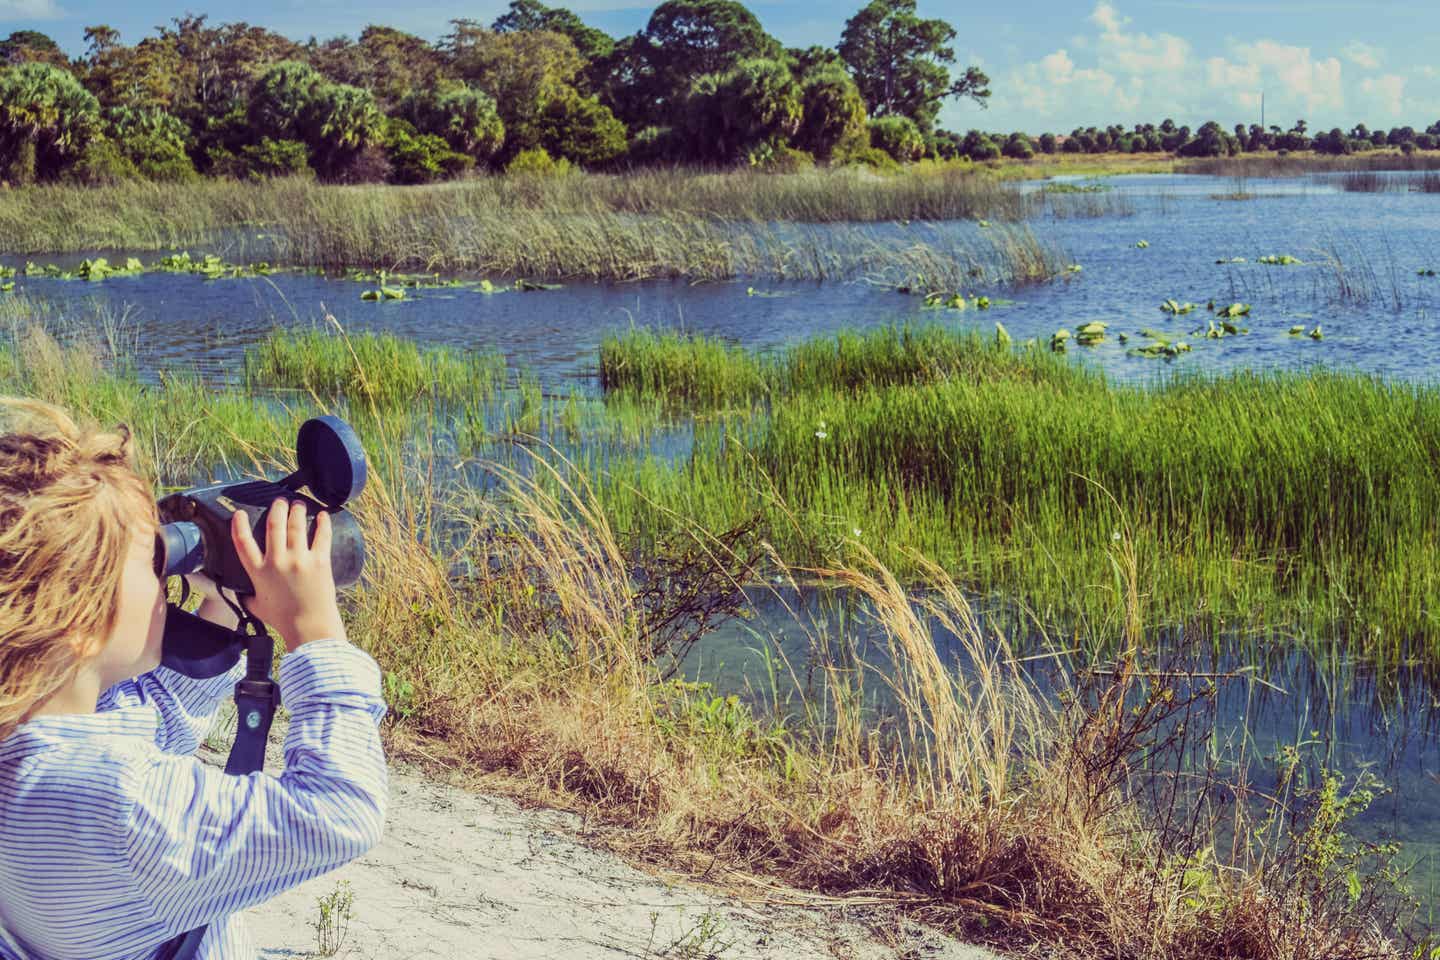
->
[156, 415, 368, 679]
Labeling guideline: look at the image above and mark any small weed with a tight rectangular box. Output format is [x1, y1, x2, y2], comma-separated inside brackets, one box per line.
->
[311, 880, 355, 957]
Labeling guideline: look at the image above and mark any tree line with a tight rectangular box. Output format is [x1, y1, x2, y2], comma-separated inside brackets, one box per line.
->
[4, 2, 1438, 188]
[966, 119, 1440, 161]
[0, 0, 990, 184]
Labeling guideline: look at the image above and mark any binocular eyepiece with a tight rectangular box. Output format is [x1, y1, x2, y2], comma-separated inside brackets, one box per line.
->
[157, 416, 368, 680]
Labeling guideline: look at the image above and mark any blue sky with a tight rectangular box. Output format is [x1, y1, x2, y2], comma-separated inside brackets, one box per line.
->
[4, 0, 1437, 134]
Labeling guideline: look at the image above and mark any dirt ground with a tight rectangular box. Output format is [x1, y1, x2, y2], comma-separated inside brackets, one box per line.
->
[203, 710, 1001, 960]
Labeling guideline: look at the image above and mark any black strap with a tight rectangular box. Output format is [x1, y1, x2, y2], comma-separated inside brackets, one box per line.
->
[159, 599, 280, 960]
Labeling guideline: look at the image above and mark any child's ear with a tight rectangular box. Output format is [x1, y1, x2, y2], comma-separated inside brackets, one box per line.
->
[70, 631, 105, 660]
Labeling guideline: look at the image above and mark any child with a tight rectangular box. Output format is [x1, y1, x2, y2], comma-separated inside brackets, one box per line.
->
[0, 399, 388, 959]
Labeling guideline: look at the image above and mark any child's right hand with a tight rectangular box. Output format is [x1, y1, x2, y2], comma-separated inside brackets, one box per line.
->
[231, 498, 348, 652]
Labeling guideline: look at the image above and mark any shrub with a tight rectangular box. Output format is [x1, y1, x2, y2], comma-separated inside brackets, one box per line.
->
[505, 146, 574, 177]
[536, 88, 627, 167]
[868, 115, 923, 163]
[239, 138, 312, 180]
[841, 145, 899, 173]
[794, 64, 868, 163]
[63, 137, 138, 185]
[746, 142, 814, 173]
[1002, 133, 1035, 159]
[680, 58, 802, 164]
[399, 83, 505, 164]
[383, 119, 473, 184]
[626, 125, 683, 165]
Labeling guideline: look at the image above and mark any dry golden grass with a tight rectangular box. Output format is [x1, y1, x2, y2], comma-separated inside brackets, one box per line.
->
[334, 436, 1403, 959]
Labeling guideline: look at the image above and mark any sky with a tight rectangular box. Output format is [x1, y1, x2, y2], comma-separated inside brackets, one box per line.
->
[4, 0, 1438, 135]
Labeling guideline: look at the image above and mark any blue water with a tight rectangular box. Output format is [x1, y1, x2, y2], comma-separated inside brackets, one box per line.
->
[5, 174, 1440, 390]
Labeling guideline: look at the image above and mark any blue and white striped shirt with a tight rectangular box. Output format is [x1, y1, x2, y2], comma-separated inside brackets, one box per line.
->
[0, 639, 388, 960]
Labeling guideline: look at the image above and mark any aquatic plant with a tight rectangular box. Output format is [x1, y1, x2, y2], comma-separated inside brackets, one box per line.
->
[1258, 254, 1302, 266]
[243, 325, 505, 409]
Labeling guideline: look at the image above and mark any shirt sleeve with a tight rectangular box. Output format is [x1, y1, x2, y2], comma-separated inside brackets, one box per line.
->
[117, 640, 389, 938]
[98, 659, 245, 757]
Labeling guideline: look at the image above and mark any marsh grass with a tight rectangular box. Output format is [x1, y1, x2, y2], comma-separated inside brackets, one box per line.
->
[596, 327, 1440, 664]
[600, 325, 1074, 410]
[243, 324, 507, 410]
[1181, 152, 1440, 177]
[0, 175, 1070, 285]
[337, 432, 1406, 957]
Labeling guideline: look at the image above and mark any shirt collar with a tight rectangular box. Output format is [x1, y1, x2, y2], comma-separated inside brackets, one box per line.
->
[0, 706, 158, 764]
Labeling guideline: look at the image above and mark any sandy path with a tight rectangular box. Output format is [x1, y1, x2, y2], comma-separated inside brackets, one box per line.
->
[203, 712, 1000, 960]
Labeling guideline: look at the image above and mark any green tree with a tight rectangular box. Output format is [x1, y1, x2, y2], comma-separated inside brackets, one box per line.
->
[308, 26, 449, 110]
[0, 31, 69, 69]
[444, 23, 584, 159]
[399, 83, 505, 162]
[82, 27, 183, 111]
[838, 0, 989, 132]
[603, 0, 783, 126]
[0, 63, 101, 183]
[680, 57, 801, 163]
[794, 63, 868, 162]
[493, 1, 615, 63]
[101, 105, 197, 180]
[248, 61, 383, 178]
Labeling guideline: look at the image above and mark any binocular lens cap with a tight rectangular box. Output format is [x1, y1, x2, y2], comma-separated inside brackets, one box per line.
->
[296, 416, 368, 508]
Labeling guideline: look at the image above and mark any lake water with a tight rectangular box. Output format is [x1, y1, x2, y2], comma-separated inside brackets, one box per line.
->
[4, 172, 1438, 927]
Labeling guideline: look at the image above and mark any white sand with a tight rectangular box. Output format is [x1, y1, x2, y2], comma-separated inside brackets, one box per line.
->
[204, 712, 1001, 959]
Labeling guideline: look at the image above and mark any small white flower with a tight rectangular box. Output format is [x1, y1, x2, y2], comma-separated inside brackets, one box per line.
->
[1111, 530, 1122, 542]
[815, 430, 828, 439]
[852, 527, 862, 538]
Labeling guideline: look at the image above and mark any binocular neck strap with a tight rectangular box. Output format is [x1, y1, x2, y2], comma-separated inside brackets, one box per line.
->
[218, 597, 281, 778]
[160, 603, 281, 960]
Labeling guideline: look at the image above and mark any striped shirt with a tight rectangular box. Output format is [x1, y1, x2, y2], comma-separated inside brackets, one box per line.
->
[0, 639, 388, 960]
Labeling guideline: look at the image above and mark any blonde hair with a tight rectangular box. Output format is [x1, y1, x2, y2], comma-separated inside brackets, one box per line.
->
[0, 398, 156, 742]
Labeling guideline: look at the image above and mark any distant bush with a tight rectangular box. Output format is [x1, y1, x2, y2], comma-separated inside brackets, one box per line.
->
[399, 83, 505, 164]
[102, 107, 196, 181]
[64, 137, 138, 185]
[383, 118, 473, 184]
[794, 64, 868, 163]
[626, 125, 683, 165]
[868, 116, 924, 163]
[536, 89, 627, 167]
[747, 142, 814, 173]
[239, 138, 312, 180]
[1002, 133, 1035, 160]
[505, 146, 574, 177]
[842, 145, 899, 173]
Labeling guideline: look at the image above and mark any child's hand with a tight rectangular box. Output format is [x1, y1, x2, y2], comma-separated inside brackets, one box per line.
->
[231, 498, 348, 653]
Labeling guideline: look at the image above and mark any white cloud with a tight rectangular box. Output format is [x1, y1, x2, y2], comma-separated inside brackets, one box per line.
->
[961, 1, 1419, 133]
[1360, 74, 1406, 117]
[1207, 41, 1344, 115]
[1342, 42, 1383, 71]
[1089, 1, 1190, 75]
[0, 0, 63, 19]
